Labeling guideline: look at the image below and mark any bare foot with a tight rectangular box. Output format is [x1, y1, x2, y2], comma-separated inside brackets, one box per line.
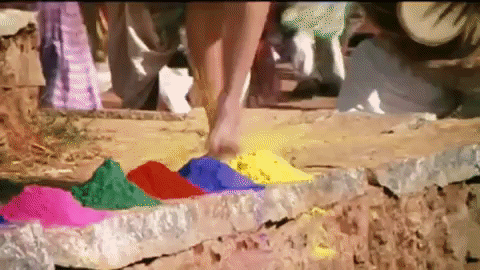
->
[206, 96, 241, 160]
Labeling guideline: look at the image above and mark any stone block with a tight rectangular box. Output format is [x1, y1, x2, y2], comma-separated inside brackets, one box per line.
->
[44, 168, 366, 269]
[0, 222, 54, 270]
[375, 144, 480, 195]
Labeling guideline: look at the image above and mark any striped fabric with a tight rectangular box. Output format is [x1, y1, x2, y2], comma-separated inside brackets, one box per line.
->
[38, 2, 102, 110]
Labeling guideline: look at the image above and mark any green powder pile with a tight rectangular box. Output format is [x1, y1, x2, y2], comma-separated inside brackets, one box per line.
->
[71, 159, 161, 210]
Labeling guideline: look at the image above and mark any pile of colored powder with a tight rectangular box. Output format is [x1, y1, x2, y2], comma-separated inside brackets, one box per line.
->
[178, 157, 264, 193]
[0, 215, 6, 224]
[228, 150, 314, 184]
[72, 159, 160, 210]
[0, 186, 111, 228]
[127, 161, 206, 200]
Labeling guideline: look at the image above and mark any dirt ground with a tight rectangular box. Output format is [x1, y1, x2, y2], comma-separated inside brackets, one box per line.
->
[26, 107, 476, 270]
[118, 184, 479, 270]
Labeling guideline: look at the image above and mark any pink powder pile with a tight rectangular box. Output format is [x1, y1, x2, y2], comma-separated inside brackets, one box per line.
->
[0, 185, 112, 228]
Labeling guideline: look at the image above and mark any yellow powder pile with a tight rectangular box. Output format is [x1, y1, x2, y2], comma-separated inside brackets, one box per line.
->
[228, 150, 313, 184]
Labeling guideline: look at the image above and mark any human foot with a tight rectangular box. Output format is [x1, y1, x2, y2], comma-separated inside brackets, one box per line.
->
[206, 97, 242, 160]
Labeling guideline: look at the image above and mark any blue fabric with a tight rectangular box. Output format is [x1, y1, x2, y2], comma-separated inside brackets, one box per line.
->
[178, 157, 264, 193]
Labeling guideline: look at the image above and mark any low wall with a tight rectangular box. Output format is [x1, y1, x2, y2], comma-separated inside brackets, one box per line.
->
[0, 110, 479, 269]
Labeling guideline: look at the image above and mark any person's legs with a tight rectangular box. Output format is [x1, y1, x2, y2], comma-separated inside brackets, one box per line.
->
[38, 2, 102, 110]
[186, 2, 270, 159]
[107, 2, 173, 110]
[313, 35, 345, 93]
[209, 2, 270, 157]
[80, 3, 104, 62]
[186, 3, 224, 130]
[248, 37, 281, 108]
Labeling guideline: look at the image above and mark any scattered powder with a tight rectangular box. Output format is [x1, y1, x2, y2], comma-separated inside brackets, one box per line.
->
[228, 150, 313, 184]
[127, 161, 206, 200]
[72, 159, 160, 210]
[0, 186, 111, 228]
[311, 246, 337, 260]
[178, 157, 264, 193]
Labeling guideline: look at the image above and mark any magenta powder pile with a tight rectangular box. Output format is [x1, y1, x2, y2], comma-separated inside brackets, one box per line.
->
[0, 185, 112, 228]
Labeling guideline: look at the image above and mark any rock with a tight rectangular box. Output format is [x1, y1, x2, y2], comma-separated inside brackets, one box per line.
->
[375, 144, 480, 195]
[45, 168, 365, 269]
[0, 222, 54, 270]
[0, 9, 37, 37]
[0, 109, 479, 268]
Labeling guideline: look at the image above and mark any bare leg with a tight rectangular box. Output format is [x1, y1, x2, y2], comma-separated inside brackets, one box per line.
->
[249, 38, 281, 108]
[209, 2, 270, 158]
[186, 3, 224, 131]
[187, 2, 270, 159]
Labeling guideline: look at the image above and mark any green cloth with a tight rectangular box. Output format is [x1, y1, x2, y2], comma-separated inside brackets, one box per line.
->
[72, 159, 160, 210]
[282, 2, 349, 39]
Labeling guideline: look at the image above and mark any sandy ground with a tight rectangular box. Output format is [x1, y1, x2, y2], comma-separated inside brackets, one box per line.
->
[33, 108, 478, 270]
[73, 109, 480, 175]
[2, 61, 479, 269]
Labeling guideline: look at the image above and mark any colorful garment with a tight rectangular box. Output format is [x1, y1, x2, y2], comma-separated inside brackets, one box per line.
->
[281, 2, 349, 39]
[38, 2, 102, 110]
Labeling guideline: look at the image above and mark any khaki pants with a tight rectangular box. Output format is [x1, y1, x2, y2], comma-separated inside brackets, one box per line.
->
[106, 3, 179, 109]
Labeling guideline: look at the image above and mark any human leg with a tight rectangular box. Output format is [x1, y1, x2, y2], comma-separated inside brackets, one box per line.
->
[185, 3, 224, 130]
[107, 2, 173, 109]
[208, 2, 270, 158]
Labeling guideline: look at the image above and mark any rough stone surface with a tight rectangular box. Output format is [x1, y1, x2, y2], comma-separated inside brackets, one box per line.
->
[39, 108, 188, 122]
[0, 222, 54, 270]
[375, 144, 480, 195]
[0, 110, 479, 268]
[46, 168, 366, 269]
[122, 185, 473, 270]
[0, 11, 44, 87]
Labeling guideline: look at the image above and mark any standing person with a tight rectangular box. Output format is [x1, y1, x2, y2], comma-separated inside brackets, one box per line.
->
[37, 2, 102, 110]
[186, 2, 271, 159]
[106, 2, 185, 111]
[80, 2, 107, 63]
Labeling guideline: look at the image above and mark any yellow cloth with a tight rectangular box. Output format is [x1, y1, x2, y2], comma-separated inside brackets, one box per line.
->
[228, 150, 313, 184]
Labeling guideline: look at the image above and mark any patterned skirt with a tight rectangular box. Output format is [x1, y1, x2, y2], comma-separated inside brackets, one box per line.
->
[37, 2, 102, 110]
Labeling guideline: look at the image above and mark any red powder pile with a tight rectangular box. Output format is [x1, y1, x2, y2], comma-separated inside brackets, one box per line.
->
[0, 185, 112, 228]
[127, 161, 206, 200]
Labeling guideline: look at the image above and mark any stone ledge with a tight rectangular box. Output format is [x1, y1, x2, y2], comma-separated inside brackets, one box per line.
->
[39, 108, 189, 122]
[1, 110, 480, 268]
[44, 142, 480, 268]
[45, 168, 366, 269]
[375, 144, 480, 195]
[0, 222, 54, 270]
